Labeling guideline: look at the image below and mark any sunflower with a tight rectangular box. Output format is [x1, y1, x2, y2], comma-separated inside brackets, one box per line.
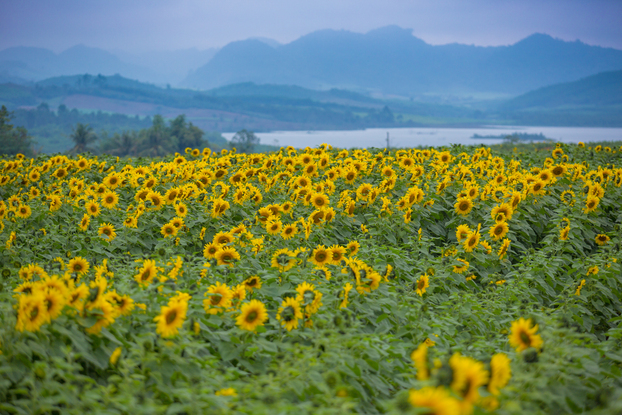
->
[560, 190, 575, 205]
[498, 238, 511, 259]
[328, 245, 346, 265]
[454, 197, 473, 216]
[583, 196, 600, 213]
[408, 386, 460, 415]
[530, 180, 546, 195]
[489, 221, 509, 241]
[134, 259, 158, 286]
[560, 226, 570, 241]
[296, 281, 323, 313]
[16, 293, 48, 332]
[211, 230, 235, 247]
[269, 248, 297, 272]
[203, 282, 232, 314]
[551, 165, 566, 177]
[463, 231, 480, 253]
[415, 274, 429, 296]
[85, 299, 116, 334]
[575, 279, 586, 296]
[147, 191, 164, 209]
[203, 242, 222, 259]
[455, 224, 471, 242]
[164, 188, 179, 204]
[311, 193, 329, 209]
[236, 300, 268, 331]
[509, 317, 543, 352]
[109, 292, 135, 316]
[243, 275, 262, 291]
[43, 290, 66, 322]
[154, 299, 187, 338]
[338, 283, 353, 309]
[354, 265, 382, 294]
[231, 284, 247, 301]
[276, 297, 303, 331]
[170, 217, 184, 229]
[595, 234, 610, 246]
[174, 202, 188, 217]
[411, 343, 429, 380]
[343, 168, 357, 184]
[488, 353, 512, 396]
[48, 195, 62, 212]
[310, 245, 330, 267]
[67, 284, 89, 312]
[450, 353, 489, 407]
[453, 259, 469, 274]
[98, 223, 117, 241]
[266, 218, 283, 235]
[101, 191, 119, 209]
[67, 257, 90, 275]
[491, 203, 513, 222]
[215, 247, 240, 267]
[161, 223, 178, 238]
[346, 240, 360, 256]
[309, 209, 325, 225]
[15, 204, 32, 219]
[281, 223, 298, 240]
[211, 198, 230, 218]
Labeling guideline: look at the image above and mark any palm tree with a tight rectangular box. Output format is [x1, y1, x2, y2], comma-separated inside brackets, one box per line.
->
[68, 123, 97, 155]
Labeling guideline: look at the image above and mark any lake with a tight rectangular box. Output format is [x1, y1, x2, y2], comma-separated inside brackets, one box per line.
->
[222, 126, 622, 149]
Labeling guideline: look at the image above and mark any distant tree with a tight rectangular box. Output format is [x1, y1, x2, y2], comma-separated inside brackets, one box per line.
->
[103, 131, 138, 157]
[229, 129, 259, 154]
[137, 115, 175, 157]
[169, 115, 205, 153]
[0, 105, 34, 156]
[68, 123, 98, 155]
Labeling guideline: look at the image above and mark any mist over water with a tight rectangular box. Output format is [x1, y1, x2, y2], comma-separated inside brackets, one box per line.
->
[222, 126, 622, 149]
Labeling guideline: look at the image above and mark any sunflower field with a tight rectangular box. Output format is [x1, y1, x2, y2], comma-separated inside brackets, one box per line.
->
[1, 141, 622, 414]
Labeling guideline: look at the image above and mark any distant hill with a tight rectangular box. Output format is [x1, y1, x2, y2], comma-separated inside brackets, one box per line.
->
[182, 26, 622, 96]
[497, 70, 622, 127]
[501, 70, 622, 110]
[0, 45, 217, 86]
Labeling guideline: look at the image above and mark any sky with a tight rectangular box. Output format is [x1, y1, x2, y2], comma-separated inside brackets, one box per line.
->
[1, 0, 621, 53]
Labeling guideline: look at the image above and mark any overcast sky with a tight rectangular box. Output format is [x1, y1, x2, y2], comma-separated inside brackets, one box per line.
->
[2, 0, 621, 53]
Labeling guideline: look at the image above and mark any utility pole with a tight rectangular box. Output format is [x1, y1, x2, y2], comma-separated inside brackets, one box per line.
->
[386, 132, 390, 150]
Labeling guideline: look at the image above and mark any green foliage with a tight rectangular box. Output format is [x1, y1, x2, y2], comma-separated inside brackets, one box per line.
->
[229, 129, 260, 154]
[0, 105, 34, 156]
[0, 141, 621, 414]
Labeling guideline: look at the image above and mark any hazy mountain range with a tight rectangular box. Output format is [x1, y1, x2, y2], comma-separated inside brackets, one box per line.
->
[2, 26, 622, 100]
[0, 45, 218, 86]
[182, 26, 622, 96]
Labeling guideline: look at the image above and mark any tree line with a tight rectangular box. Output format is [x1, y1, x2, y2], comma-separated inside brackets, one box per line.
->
[0, 105, 268, 158]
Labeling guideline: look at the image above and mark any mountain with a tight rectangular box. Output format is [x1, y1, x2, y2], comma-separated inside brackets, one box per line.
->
[111, 48, 218, 84]
[497, 70, 622, 127]
[501, 69, 622, 110]
[181, 26, 622, 97]
[0, 45, 157, 83]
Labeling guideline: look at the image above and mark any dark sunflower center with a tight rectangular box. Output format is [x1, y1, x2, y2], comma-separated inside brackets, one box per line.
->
[246, 311, 258, 323]
[459, 202, 469, 211]
[166, 310, 177, 324]
[418, 280, 426, 289]
[210, 294, 222, 305]
[30, 306, 40, 320]
[520, 331, 531, 346]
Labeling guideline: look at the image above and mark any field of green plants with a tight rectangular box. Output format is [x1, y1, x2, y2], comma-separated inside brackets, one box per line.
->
[1, 141, 621, 414]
